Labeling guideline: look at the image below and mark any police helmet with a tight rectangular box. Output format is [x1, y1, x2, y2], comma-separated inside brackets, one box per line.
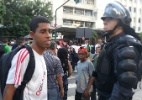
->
[101, 1, 131, 26]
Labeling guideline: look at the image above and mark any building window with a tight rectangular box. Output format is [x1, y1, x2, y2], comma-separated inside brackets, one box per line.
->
[138, 27, 141, 31]
[63, 20, 73, 26]
[85, 10, 92, 16]
[134, 8, 136, 13]
[84, 0, 94, 4]
[134, 17, 136, 22]
[85, 22, 93, 27]
[94, 12, 97, 16]
[75, 8, 84, 15]
[74, 21, 84, 27]
[129, 7, 131, 12]
[63, 7, 73, 14]
[138, 18, 141, 23]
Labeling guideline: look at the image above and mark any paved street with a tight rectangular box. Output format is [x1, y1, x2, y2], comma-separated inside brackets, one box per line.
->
[67, 71, 77, 100]
[0, 71, 142, 100]
[67, 70, 142, 100]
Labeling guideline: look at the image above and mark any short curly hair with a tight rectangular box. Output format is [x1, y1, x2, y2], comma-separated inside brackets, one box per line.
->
[49, 41, 57, 50]
[30, 16, 50, 32]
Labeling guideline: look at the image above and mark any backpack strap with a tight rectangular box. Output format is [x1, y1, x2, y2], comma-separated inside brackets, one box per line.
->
[22, 45, 35, 85]
[13, 45, 35, 100]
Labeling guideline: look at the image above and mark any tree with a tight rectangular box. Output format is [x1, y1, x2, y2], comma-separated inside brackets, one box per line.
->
[2, 0, 53, 37]
[92, 31, 98, 41]
[0, 0, 5, 23]
[138, 32, 142, 40]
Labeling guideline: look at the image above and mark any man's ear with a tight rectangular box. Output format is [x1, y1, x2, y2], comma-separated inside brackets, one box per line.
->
[30, 31, 34, 39]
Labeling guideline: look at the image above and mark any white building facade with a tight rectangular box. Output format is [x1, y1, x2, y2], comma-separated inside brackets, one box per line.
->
[47, 0, 142, 34]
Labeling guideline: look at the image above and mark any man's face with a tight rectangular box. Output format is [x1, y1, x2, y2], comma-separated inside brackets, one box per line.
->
[103, 17, 119, 32]
[96, 46, 101, 54]
[78, 51, 87, 60]
[85, 40, 89, 44]
[31, 23, 51, 49]
[97, 39, 102, 44]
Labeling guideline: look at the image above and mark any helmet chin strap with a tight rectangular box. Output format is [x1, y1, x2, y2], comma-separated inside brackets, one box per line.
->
[103, 21, 121, 37]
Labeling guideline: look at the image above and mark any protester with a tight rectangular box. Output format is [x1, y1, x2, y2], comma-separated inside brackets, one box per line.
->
[44, 41, 64, 100]
[24, 38, 30, 45]
[3, 16, 51, 100]
[91, 44, 101, 67]
[75, 47, 94, 100]
[10, 39, 16, 46]
[2, 38, 11, 53]
[11, 37, 25, 50]
[57, 47, 72, 100]
[90, 44, 101, 100]
[84, 39, 91, 52]
[70, 47, 79, 71]
[71, 41, 80, 53]
[84, 1, 142, 100]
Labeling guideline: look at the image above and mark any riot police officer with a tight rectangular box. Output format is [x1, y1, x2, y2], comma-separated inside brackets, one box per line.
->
[83, 1, 142, 100]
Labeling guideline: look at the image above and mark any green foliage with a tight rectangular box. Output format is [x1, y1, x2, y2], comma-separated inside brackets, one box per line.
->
[0, 0, 6, 23]
[1, 0, 53, 37]
[92, 31, 98, 40]
[74, 0, 79, 3]
[138, 32, 142, 40]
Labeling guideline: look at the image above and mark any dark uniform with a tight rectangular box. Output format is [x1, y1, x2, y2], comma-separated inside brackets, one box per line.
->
[92, 1, 142, 100]
[93, 33, 142, 100]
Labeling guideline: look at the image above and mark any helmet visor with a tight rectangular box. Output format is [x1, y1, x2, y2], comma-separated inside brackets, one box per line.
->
[101, 2, 127, 20]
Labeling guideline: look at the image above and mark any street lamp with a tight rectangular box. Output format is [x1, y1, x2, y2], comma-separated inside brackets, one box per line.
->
[54, 0, 70, 39]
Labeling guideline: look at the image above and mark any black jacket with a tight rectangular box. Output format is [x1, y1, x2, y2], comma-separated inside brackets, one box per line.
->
[93, 32, 142, 99]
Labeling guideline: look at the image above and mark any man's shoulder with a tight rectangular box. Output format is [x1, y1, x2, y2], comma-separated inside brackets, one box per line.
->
[53, 55, 60, 60]
[13, 48, 29, 62]
[51, 54, 60, 62]
[44, 51, 60, 63]
[85, 59, 92, 63]
[117, 34, 140, 43]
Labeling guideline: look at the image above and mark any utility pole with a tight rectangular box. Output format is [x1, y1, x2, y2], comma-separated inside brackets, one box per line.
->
[54, 0, 70, 40]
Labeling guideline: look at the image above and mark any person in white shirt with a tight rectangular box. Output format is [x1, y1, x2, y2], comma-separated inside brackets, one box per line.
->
[3, 16, 51, 100]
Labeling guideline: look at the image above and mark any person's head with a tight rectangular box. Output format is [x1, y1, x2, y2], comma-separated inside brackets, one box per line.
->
[2, 38, 9, 44]
[49, 41, 57, 50]
[57, 47, 68, 61]
[29, 16, 51, 51]
[24, 38, 29, 42]
[48, 41, 57, 55]
[97, 38, 103, 44]
[85, 40, 89, 44]
[101, 1, 134, 38]
[78, 47, 88, 62]
[17, 37, 25, 47]
[70, 47, 76, 53]
[10, 39, 15, 45]
[95, 44, 101, 54]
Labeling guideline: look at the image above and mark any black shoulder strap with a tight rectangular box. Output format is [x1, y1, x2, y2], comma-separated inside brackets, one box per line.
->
[13, 45, 35, 100]
[23, 45, 35, 84]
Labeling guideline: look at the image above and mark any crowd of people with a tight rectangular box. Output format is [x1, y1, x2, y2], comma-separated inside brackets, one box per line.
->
[0, 1, 142, 100]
